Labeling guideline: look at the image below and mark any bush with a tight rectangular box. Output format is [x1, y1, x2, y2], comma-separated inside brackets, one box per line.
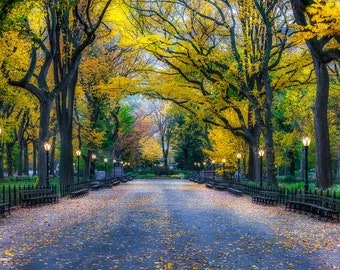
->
[283, 175, 297, 182]
[278, 182, 305, 190]
[0, 178, 11, 183]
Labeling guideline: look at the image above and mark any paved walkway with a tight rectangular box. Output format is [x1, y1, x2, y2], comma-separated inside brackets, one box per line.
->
[0, 179, 339, 269]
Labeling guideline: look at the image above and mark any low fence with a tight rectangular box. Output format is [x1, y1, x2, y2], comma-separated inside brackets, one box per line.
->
[192, 176, 339, 204]
[0, 177, 119, 207]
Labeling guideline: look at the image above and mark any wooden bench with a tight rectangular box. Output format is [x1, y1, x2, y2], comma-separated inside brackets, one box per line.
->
[190, 175, 205, 184]
[0, 201, 10, 218]
[226, 187, 243, 196]
[20, 189, 59, 207]
[205, 180, 216, 189]
[70, 187, 89, 198]
[252, 191, 279, 206]
[119, 175, 133, 182]
[91, 181, 102, 190]
[110, 178, 120, 186]
[214, 182, 229, 190]
[285, 194, 340, 221]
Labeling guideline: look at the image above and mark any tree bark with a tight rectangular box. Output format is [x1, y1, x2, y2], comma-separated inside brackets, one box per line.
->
[313, 60, 332, 188]
[0, 143, 3, 178]
[38, 99, 53, 185]
[56, 77, 77, 185]
[290, 0, 336, 189]
[5, 141, 14, 176]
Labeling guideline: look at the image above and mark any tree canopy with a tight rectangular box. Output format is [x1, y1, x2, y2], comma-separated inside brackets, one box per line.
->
[0, 0, 339, 189]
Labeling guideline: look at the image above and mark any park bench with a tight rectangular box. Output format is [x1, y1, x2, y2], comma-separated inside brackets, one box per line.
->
[119, 175, 133, 182]
[285, 194, 340, 221]
[190, 175, 205, 184]
[70, 187, 89, 198]
[0, 200, 10, 218]
[226, 187, 243, 196]
[102, 178, 120, 188]
[226, 184, 244, 196]
[91, 181, 102, 190]
[205, 180, 216, 189]
[214, 182, 230, 190]
[110, 178, 120, 186]
[252, 191, 279, 206]
[20, 188, 59, 207]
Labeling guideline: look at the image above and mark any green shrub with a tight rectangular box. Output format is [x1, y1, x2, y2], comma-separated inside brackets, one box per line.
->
[283, 175, 297, 182]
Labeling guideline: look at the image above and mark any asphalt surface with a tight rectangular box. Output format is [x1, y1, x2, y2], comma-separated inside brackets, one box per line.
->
[0, 179, 338, 269]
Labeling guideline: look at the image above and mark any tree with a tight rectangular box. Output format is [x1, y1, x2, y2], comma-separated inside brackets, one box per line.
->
[290, 0, 340, 188]
[123, 0, 293, 185]
[172, 112, 206, 171]
[1, 0, 113, 185]
[144, 100, 174, 169]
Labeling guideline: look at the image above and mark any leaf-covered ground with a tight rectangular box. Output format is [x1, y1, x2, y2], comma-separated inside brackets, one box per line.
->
[0, 179, 339, 269]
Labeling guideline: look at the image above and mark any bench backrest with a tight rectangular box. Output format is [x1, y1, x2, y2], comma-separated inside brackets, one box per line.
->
[259, 191, 279, 198]
[295, 194, 339, 209]
[20, 189, 53, 198]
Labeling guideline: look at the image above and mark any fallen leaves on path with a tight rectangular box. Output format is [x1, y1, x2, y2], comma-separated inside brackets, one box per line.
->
[0, 181, 339, 269]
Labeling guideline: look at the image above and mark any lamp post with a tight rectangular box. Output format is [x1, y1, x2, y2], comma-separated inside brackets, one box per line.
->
[104, 158, 108, 179]
[91, 153, 96, 179]
[113, 159, 116, 177]
[44, 142, 51, 186]
[212, 160, 215, 182]
[237, 153, 241, 183]
[302, 136, 311, 193]
[222, 158, 226, 182]
[258, 149, 264, 187]
[76, 149, 81, 183]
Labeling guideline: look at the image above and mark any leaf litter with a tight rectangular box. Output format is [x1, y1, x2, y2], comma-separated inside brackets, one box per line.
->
[0, 180, 339, 269]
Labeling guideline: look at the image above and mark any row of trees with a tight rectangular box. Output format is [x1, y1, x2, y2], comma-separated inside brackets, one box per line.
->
[119, 0, 339, 187]
[0, 0, 339, 188]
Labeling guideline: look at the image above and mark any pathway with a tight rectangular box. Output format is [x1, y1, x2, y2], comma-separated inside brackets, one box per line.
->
[0, 179, 339, 269]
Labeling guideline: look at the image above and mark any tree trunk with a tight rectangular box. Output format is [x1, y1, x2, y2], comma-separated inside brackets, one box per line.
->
[290, 0, 335, 189]
[59, 125, 74, 185]
[313, 60, 332, 189]
[33, 140, 37, 176]
[250, 144, 261, 186]
[17, 110, 28, 176]
[38, 99, 53, 185]
[0, 142, 4, 178]
[18, 139, 23, 176]
[84, 154, 90, 180]
[286, 150, 295, 176]
[24, 139, 29, 175]
[263, 130, 277, 186]
[6, 142, 14, 176]
[56, 75, 77, 186]
[182, 148, 189, 170]
[50, 136, 56, 176]
[248, 147, 255, 181]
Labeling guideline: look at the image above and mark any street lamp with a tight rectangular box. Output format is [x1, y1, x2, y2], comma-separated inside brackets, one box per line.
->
[44, 142, 51, 186]
[104, 158, 108, 179]
[91, 153, 97, 179]
[212, 160, 216, 182]
[302, 136, 311, 193]
[113, 159, 116, 177]
[222, 158, 226, 182]
[237, 153, 241, 182]
[76, 149, 81, 183]
[258, 149, 265, 187]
